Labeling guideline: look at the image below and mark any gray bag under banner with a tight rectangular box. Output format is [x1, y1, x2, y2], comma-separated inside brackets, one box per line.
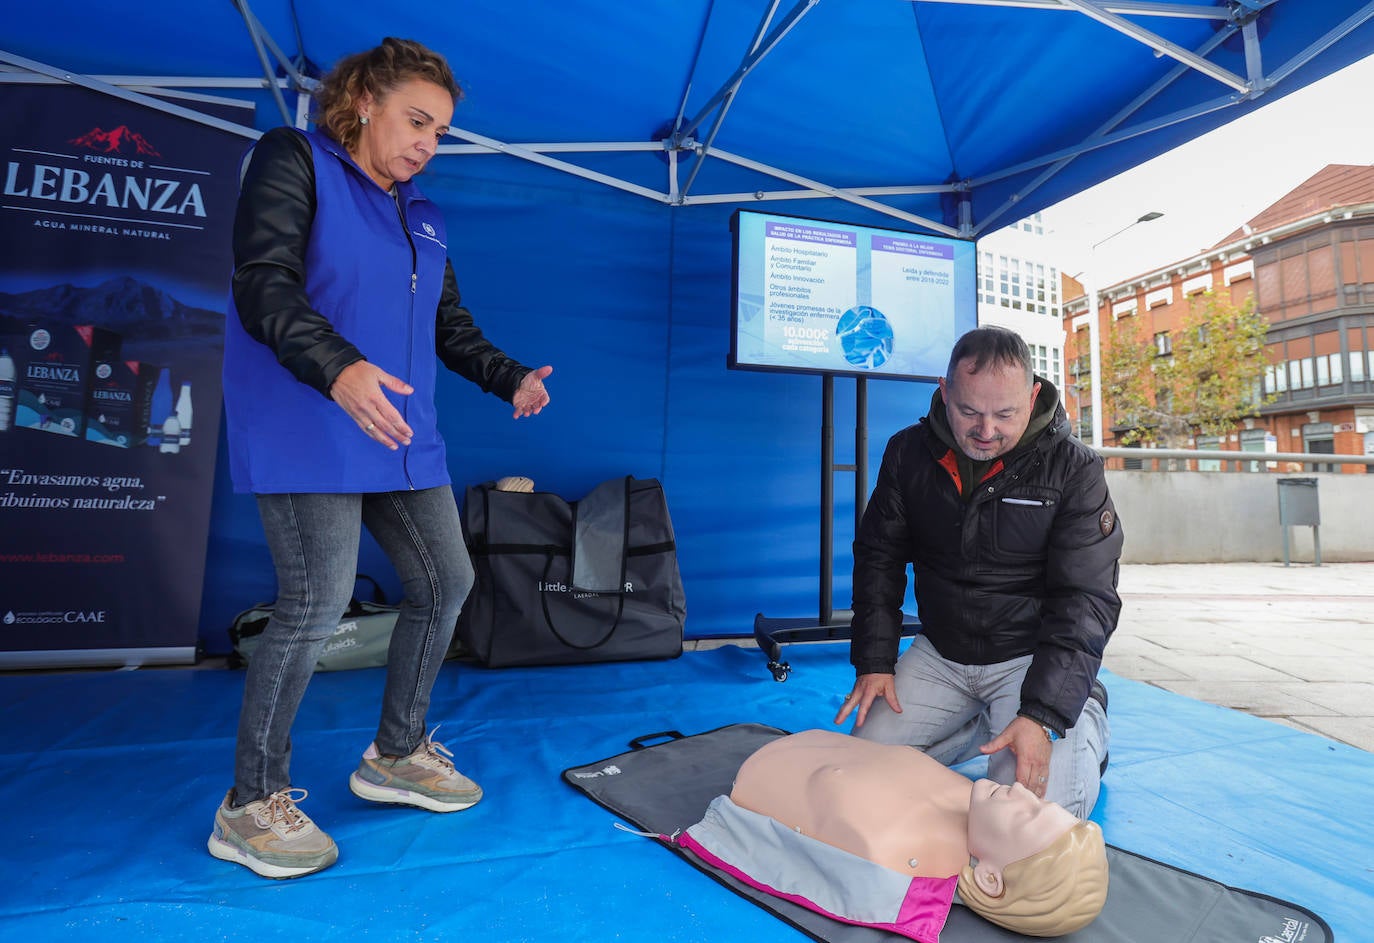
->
[564, 724, 1333, 943]
[226, 575, 401, 673]
[455, 476, 685, 667]
[0, 82, 249, 667]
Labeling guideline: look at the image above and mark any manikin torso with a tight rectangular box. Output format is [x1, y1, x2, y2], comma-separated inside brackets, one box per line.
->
[729, 729, 1077, 880]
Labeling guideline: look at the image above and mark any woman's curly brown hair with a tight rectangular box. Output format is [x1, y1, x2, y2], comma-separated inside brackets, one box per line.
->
[315, 37, 461, 152]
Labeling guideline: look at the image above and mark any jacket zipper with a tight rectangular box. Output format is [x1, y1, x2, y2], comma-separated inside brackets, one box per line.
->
[392, 191, 418, 490]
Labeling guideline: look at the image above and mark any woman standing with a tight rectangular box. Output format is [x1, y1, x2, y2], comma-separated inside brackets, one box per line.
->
[210, 37, 552, 879]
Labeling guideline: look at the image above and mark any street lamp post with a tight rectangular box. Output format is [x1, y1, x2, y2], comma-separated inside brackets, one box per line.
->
[1085, 211, 1163, 448]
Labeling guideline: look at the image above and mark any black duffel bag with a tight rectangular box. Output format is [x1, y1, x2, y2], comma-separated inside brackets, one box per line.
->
[456, 476, 685, 667]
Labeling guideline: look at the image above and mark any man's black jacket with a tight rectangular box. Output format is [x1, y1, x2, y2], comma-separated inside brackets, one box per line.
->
[850, 396, 1123, 735]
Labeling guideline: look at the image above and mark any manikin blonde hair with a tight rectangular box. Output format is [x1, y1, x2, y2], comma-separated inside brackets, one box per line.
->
[956, 820, 1109, 937]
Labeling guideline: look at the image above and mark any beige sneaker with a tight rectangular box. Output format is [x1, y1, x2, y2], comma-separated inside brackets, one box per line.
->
[207, 788, 338, 879]
[348, 729, 483, 812]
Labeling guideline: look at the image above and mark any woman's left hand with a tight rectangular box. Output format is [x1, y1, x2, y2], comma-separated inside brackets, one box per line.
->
[512, 365, 553, 418]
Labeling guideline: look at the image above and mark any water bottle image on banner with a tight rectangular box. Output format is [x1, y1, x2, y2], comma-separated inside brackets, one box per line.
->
[0, 347, 15, 432]
[175, 381, 192, 447]
[159, 413, 182, 454]
[146, 366, 172, 448]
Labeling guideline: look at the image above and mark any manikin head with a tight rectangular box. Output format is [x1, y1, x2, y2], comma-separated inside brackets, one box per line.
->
[957, 779, 1109, 936]
[938, 327, 1041, 462]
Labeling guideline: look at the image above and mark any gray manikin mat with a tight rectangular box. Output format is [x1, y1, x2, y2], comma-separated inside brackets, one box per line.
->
[563, 723, 1333, 943]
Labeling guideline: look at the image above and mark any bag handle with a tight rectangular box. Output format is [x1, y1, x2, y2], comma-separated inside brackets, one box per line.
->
[343, 573, 388, 617]
[628, 730, 684, 750]
[539, 551, 625, 650]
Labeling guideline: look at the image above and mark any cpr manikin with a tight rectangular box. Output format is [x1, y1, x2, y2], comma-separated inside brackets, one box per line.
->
[729, 730, 1108, 937]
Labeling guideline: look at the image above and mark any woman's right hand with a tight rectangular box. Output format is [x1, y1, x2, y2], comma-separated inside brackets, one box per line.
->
[329, 361, 414, 450]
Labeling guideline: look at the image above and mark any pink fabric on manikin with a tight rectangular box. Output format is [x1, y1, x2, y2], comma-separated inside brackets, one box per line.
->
[676, 829, 957, 943]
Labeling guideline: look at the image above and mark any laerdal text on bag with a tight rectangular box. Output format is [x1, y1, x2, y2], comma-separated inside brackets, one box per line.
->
[538, 580, 636, 595]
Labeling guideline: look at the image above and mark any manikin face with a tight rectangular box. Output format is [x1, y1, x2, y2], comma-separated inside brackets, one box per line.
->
[352, 78, 455, 190]
[966, 779, 1078, 878]
[938, 358, 1040, 462]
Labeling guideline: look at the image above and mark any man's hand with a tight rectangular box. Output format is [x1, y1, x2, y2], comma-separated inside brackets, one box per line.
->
[833, 673, 901, 728]
[512, 365, 553, 418]
[329, 360, 414, 450]
[980, 715, 1054, 797]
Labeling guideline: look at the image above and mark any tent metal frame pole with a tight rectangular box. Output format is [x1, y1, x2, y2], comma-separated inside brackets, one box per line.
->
[678, 0, 819, 141]
[440, 126, 672, 203]
[706, 147, 960, 234]
[1266, 2, 1374, 85]
[972, 23, 1236, 234]
[0, 71, 289, 90]
[234, 0, 294, 124]
[910, 0, 1235, 18]
[969, 90, 1235, 196]
[679, 0, 786, 201]
[1057, 0, 1248, 90]
[439, 141, 666, 155]
[0, 50, 259, 139]
[231, 0, 317, 91]
[684, 184, 953, 205]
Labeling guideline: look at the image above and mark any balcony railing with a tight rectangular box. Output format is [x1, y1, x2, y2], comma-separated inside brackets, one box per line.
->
[1097, 446, 1374, 473]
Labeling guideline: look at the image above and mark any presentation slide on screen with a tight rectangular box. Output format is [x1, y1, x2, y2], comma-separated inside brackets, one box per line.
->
[732, 211, 977, 380]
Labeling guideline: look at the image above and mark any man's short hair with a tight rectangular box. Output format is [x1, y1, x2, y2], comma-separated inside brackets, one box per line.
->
[946, 327, 1034, 385]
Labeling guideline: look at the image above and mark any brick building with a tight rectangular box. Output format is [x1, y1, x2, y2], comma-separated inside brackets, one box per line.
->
[1063, 164, 1374, 472]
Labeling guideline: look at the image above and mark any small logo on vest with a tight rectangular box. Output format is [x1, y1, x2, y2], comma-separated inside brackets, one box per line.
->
[1098, 509, 1115, 537]
[422, 222, 436, 237]
[570, 765, 622, 780]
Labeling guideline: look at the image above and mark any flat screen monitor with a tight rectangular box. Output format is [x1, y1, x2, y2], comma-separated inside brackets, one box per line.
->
[729, 209, 977, 381]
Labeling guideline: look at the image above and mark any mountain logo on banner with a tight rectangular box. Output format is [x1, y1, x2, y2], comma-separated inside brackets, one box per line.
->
[69, 125, 161, 157]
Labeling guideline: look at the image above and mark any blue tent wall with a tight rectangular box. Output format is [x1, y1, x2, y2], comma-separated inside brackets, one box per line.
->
[12, 1, 1374, 651]
[198, 159, 935, 648]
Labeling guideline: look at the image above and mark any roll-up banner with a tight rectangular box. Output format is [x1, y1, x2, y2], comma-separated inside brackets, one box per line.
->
[0, 83, 249, 667]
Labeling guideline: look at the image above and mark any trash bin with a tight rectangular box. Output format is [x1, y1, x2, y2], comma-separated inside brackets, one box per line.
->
[1276, 477, 1320, 566]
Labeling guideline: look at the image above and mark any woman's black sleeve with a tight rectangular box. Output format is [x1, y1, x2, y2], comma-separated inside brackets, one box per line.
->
[230, 126, 364, 398]
[434, 260, 530, 402]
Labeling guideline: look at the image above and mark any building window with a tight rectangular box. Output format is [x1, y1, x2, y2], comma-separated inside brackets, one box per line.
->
[1195, 435, 1222, 472]
[1076, 406, 1092, 441]
[1239, 428, 1273, 473]
[1304, 422, 1336, 473]
[1154, 331, 1172, 356]
[1352, 350, 1367, 383]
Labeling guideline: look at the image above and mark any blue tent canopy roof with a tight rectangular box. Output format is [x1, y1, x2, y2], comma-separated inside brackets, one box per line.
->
[7, 1, 1374, 237]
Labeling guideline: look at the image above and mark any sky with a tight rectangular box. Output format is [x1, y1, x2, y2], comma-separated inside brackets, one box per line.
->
[1030, 53, 1374, 288]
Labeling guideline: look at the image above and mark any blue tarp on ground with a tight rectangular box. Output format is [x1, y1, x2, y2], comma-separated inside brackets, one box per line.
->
[5, 2, 1374, 644]
[0, 646, 1370, 940]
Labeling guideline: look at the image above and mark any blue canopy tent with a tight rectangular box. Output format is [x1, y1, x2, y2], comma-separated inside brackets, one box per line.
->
[5, 0, 1373, 644]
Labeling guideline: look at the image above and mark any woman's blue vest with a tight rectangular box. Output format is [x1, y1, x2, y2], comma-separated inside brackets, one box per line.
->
[223, 130, 452, 494]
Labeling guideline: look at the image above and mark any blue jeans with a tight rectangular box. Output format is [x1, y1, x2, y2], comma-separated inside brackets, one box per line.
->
[233, 486, 473, 804]
[852, 634, 1110, 819]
